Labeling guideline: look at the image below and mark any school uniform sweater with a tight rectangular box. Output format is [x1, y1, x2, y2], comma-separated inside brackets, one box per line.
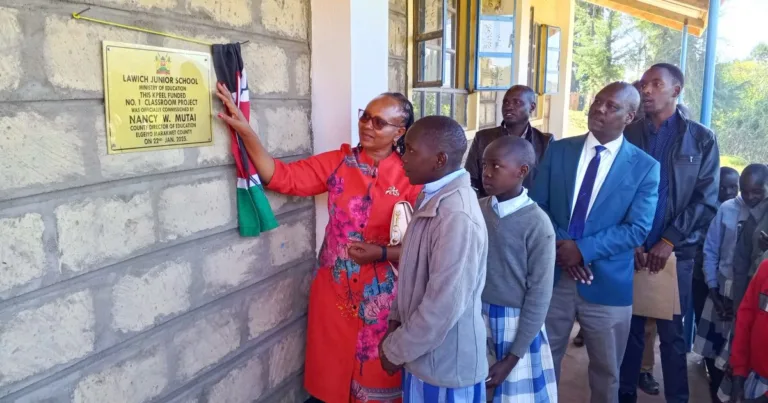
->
[480, 197, 556, 359]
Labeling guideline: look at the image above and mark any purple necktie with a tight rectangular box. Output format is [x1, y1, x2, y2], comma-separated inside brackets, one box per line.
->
[568, 145, 606, 239]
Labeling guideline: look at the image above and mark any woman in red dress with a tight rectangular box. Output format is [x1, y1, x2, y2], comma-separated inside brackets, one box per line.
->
[216, 84, 421, 403]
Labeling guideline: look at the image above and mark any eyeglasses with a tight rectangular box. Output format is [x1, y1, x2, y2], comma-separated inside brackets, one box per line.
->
[359, 109, 403, 131]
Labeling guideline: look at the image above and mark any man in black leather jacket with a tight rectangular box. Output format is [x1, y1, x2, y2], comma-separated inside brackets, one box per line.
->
[465, 85, 553, 197]
[618, 64, 720, 403]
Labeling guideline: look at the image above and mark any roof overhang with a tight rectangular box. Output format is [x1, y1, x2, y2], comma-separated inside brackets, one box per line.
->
[584, 0, 723, 37]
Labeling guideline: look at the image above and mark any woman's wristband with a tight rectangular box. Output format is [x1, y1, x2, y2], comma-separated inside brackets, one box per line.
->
[380, 246, 387, 262]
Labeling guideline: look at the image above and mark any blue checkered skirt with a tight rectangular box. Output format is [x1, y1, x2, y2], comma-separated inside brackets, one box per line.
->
[718, 371, 768, 401]
[483, 303, 558, 403]
[693, 294, 731, 359]
[402, 371, 485, 403]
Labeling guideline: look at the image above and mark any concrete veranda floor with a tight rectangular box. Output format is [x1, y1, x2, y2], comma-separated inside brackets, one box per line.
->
[558, 324, 713, 403]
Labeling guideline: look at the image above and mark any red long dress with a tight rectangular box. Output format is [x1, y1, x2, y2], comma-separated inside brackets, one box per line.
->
[266, 144, 421, 403]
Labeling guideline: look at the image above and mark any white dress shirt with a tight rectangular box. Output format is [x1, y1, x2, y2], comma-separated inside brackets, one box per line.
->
[570, 132, 624, 218]
[419, 168, 467, 208]
[491, 187, 534, 218]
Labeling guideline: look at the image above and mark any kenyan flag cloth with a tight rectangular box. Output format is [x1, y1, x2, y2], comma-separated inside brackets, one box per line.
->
[212, 43, 278, 236]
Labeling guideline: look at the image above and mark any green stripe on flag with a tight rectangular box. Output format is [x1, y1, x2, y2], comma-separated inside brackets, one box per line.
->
[237, 184, 278, 237]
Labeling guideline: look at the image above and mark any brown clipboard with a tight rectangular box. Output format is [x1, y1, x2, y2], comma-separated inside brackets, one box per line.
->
[632, 254, 682, 320]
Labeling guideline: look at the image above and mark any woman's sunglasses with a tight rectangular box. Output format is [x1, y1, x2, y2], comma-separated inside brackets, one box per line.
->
[358, 109, 403, 131]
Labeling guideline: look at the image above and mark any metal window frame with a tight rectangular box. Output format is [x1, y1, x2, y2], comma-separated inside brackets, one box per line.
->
[413, 0, 456, 88]
[411, 88, 469, 126]
[536, 24, 561, 95]
[474, 0, 517, 91]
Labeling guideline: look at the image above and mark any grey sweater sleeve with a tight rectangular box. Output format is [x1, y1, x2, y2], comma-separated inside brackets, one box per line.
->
[508, 217, 556, 359]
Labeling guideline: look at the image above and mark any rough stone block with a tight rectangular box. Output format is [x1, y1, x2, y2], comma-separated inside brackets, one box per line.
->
[112, 260, 192, 332]
[187, 0, 252, 27]
[388, 14, 407, 58]
[162, 33, 230, 54]
[72, 346, 168, 403]
[263, 105, 310, 156]
[0, 291, 95, 388]
[0, 7, 21, 92]
[87, 0, 178, 10]
[294, 54, 310, 97]
[56, 193, 156, 272]
[158, 178, 234, 241]
[272, 382, 307, 403]
[389, 0, 407, 14]
[0, 110, 86, 194]
[268, 327, 305, 387]
[207, 354, 266, 403]
[247, 272, 307, 339]
[202, 237, 265, 295]
[268, 220, 312, 267]
[174, 308, 240, 380]
[264, 191, 308, 214]
[0, 214, 46, 293]
[388, 61, 406, 94]
[242, 42, 289, 95]
[197, 102, 258, 165]
[95, 116, 185, 179]
[260, 0, 308, 40]
[44, 15, 145, 92]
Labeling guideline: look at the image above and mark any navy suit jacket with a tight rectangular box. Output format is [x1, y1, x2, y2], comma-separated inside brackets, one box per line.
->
[530, 134, 660, 306]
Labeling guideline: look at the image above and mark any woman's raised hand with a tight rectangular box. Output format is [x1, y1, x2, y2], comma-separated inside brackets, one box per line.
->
[215, 82, 256, 138]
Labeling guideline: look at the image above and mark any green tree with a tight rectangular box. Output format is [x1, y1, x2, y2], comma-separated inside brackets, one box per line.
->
[572, 2, 625, 100]
[751, 42, 768, 62]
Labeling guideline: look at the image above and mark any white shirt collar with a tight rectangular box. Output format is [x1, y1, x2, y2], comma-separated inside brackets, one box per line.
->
[490, 187, 534, 218]
[419, 168, 467, 208]
[423, 168, 466, 197]
[585, 132, 623, 155]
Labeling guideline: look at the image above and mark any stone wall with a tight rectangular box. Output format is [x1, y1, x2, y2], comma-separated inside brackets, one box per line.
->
[0, 0, 313, 402]
[388, 0, 407, 93]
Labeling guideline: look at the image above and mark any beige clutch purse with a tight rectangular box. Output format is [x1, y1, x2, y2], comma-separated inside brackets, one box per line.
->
[388, 201, 414, 276]
[389, 201, 413, 246]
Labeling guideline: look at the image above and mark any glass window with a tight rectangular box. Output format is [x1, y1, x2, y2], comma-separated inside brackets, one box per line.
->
[412, 90, 468, 127]
[425, 92, 438, 116]
[418, 0, 443, 33]
[418, 39, 444, 83]
[412, 0, 468, 126]
[440, 93, 453, 116]
[544, 26, 561, 94]
[475, 0, 516, 90]
[455, 93, 468, 126]
[412, 91, 424, 119]
[414, 0, 458, 88]
[479, 91, 499, 128]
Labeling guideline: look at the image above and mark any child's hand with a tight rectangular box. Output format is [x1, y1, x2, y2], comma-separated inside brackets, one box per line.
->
[709, 288, 732, 321]
[485, 355, 520, 389]
[379, 349, 402, 376]
[759, 231, 768, 252]
[348, 242, 383, 265]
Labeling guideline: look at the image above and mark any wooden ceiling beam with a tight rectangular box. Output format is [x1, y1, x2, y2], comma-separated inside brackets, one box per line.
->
[585, 0, 707, 36]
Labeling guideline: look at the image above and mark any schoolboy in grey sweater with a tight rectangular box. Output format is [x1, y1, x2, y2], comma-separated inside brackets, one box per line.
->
[479, 136, 558, 400]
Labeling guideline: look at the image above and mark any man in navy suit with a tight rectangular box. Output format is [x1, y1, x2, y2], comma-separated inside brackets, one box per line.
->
[531, 82, 660, 403]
